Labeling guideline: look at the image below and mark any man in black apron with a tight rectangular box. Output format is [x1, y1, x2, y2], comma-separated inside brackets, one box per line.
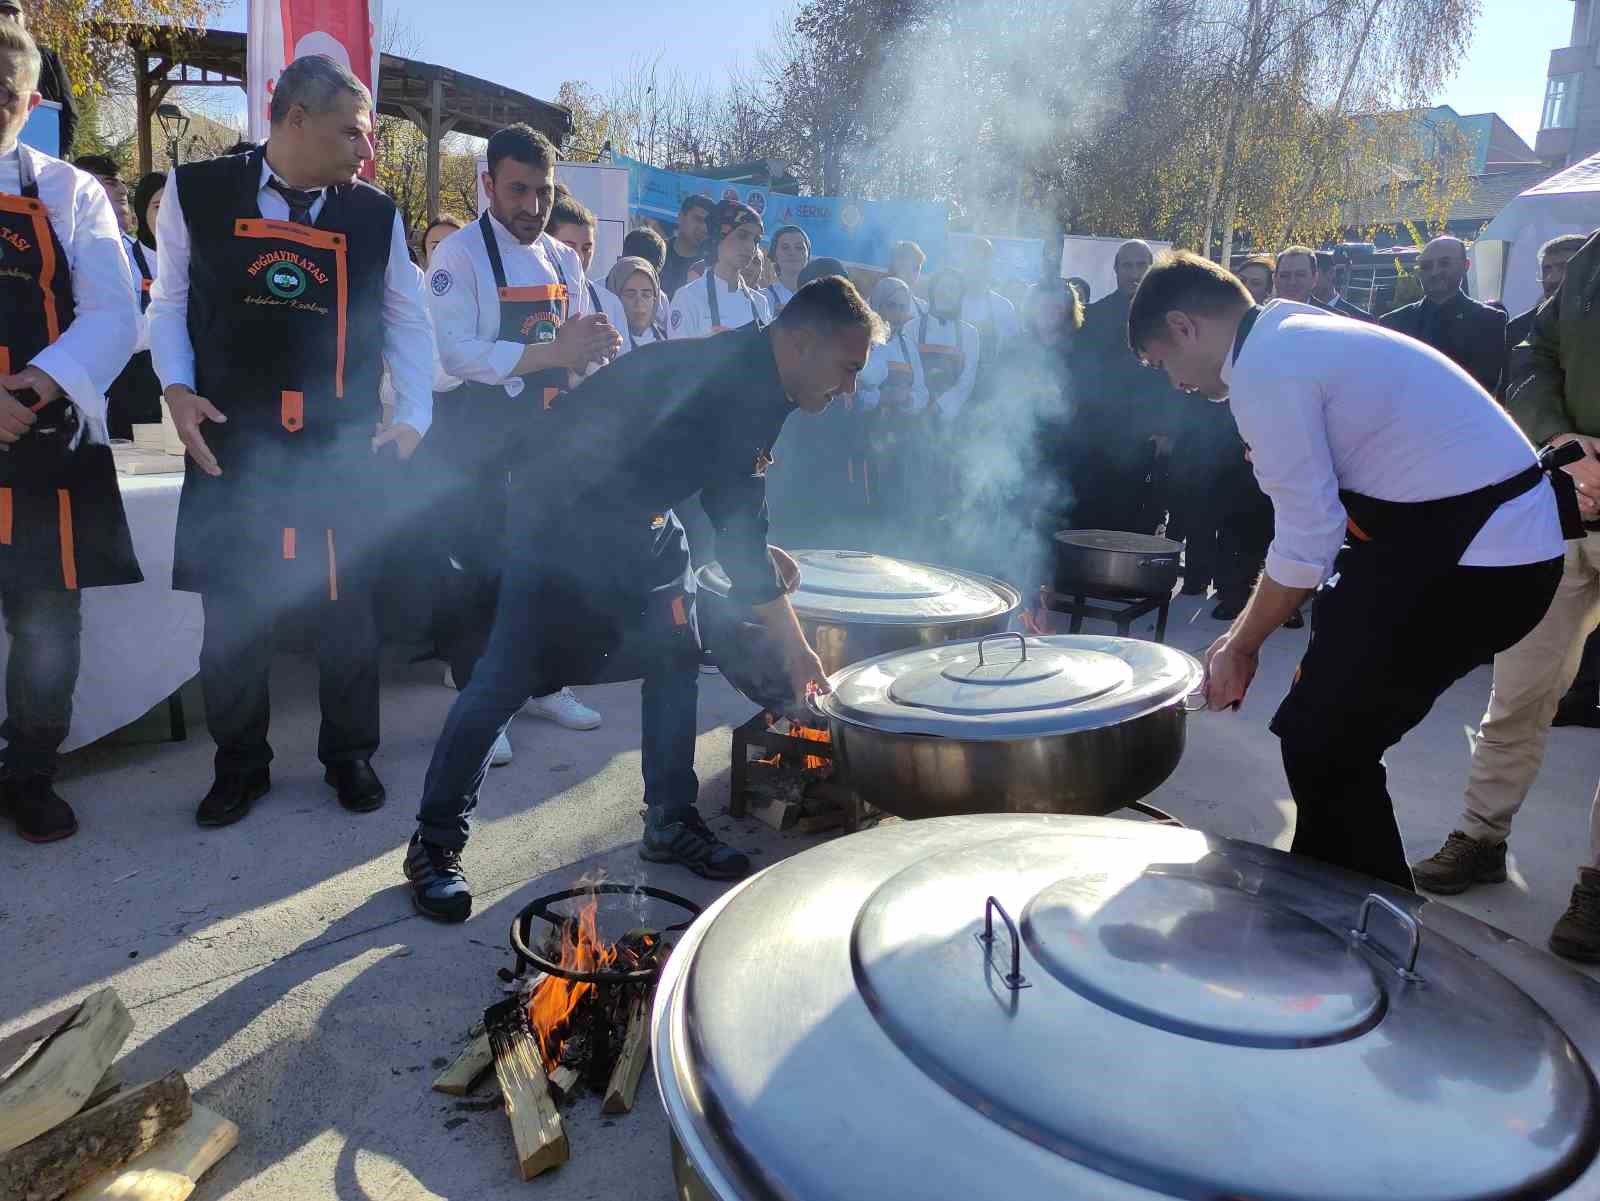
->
[1129, 252, 1572, 891]
[0, 25, 140, 842]
[148, 55, 435, 828]
[406, 278, 885, 922]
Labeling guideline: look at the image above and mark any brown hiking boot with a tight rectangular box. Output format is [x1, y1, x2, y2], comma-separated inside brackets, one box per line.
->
[1549, 869, 1600, 963]
[1411, 831, 1508, 895]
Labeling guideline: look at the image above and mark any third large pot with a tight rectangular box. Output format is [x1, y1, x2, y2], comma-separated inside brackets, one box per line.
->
[811, 632, 1202, 819]
[1053, 529, 1183, 598]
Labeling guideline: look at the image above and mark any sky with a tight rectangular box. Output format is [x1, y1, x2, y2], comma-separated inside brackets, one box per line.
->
[209, 0, 1571, 153]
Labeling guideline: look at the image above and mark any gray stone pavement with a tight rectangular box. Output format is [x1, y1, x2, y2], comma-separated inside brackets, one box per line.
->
[2, 592, 1595, 1198]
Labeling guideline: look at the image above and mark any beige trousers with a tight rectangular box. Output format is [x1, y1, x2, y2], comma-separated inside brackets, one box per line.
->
[1460, 533, 1600, 867]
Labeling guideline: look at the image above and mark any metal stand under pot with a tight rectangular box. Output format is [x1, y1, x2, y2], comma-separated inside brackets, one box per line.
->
[1047, 530, 1184, 641]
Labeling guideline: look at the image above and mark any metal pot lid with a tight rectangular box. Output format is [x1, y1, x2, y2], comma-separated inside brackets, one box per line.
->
[701, 550, 1018, 626]
[1054, 529, 1183, 556]
[818, 633, 1199, 737]
[655, 816, 1600, 1201]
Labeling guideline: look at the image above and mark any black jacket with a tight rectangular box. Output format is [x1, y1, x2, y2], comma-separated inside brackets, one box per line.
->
[1378, 290, 1508, 395]
[36, 47, 77, 156]
[1312, 293, 1371, 322]
[521, 323, 793, 606]
[1500, 304, 1540, 400]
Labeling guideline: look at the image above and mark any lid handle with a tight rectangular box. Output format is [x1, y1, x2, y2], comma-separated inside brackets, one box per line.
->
[1350, 893, 1423, 982]
[976, 896, 1030, 991]
[976, 632, 1027, 667]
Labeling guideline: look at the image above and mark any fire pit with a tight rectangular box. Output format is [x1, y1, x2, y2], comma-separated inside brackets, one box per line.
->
[430, 883, 702, 1182]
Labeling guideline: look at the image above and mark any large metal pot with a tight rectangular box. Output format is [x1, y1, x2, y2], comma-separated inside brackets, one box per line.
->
[695, 550, 1020, 716]
[654, 814, 1600, 1201]
[812, 632, 1201, 818]
[1053, 529, 1182, 598]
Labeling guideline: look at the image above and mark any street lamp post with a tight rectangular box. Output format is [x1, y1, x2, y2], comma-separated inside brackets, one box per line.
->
[156, 103, 190, 169]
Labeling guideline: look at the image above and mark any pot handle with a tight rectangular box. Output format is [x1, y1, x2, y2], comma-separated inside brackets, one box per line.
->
[975, 896, 1030, 991]
[977, 631, 1028, 666]
[1181, 688, 1209, 712]
[1350, 893, 1423, 982]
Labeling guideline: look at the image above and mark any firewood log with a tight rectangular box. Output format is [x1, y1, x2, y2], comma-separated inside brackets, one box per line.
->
[64, 1104, 237, 1201]
[484, 1000, 568, 1180]
[602, 996, 650, 1115]
[0, 991, 133, 1155]
[431, 1033, 493, 1097]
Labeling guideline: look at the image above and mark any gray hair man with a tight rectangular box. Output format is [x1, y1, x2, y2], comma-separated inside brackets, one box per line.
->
[147, 53, 436, 828]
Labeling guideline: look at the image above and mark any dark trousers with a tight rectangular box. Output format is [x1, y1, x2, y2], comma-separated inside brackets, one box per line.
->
[1272, 551, 1563, 890]
[0, 589, 82, 779]
[199, 570, 381, 774]
[1214, 465, 1274, 606]
[415, 555, 700, 852]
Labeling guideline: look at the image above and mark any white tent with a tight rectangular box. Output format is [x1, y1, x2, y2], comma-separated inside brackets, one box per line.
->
[1473, 152, 1600, 317]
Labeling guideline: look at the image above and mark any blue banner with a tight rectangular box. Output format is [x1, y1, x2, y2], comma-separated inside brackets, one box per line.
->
[617, 155, 948, 271]
[20, 100, 61, 158]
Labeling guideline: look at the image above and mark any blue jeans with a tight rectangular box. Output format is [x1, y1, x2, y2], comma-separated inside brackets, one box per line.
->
[414, 558, 701, 852]
[1, 589, 83, 779]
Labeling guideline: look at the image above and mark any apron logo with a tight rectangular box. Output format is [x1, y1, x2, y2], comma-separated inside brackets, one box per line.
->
[430, 269, 452, 296]
[671, 309, 683, 330]
[266, 262, 308, 300]
[523, 316, 559, 343]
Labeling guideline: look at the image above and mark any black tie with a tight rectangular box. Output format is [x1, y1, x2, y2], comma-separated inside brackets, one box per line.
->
[267, 177, 320, 226]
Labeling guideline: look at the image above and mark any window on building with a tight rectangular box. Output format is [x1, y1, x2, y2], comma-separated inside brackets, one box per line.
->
[1542, 74, 1581, 130]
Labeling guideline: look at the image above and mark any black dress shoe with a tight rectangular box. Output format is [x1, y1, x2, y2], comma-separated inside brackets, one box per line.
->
[2, 777, 78, 843]
[1210, 599, 1244, 621]
[196, 768, 271, 828]
[325, 760, 386, 813]
[1553, 694, 1600, 729]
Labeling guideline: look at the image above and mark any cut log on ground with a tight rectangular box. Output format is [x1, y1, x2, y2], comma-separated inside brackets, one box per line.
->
[602, 996, 650, 1115]
[431, 1033, 493, 1097]
[484, 1000, 568, 1180]
[0, 990, 134, 1155]
[0, 1072, 192, 1201]
[751, 796, 799, 832]
[64, 1104, 237, 1201]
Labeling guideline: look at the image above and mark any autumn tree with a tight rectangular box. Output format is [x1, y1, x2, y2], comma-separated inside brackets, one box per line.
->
[29, 0, 219, 96]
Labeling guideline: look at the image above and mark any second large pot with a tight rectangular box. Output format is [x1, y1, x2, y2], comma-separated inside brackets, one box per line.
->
[812, 632, 1201, 819]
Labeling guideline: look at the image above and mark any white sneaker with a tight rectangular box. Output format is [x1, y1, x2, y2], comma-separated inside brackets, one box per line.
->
[443, 665, 457, 690]
[489, 730, 514, 767]
[526, 687, 602, 730]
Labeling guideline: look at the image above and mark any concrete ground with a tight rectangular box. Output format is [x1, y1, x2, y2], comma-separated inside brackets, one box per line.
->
[3, 593, 1596, 1199]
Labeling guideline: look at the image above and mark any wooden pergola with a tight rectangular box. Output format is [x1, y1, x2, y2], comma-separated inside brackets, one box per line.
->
[118, 25, 573, 220]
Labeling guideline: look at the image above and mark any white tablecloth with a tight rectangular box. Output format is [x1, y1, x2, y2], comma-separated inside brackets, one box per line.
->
[0, 474, 202, 751]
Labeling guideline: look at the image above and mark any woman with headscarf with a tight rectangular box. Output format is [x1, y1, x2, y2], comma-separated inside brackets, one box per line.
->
[765, 225, 811, 314]
[104, 171, 168, 437]
[606, 256, 668, 353]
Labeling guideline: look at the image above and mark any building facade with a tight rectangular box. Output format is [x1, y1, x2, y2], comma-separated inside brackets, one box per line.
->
[1537, 0, 1600, 167]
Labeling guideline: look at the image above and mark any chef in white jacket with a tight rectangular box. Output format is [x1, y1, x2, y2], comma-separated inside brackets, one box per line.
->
[667, 199, 770, 338]
[916, 268, 981, 419]
[0, 22, 140, 843]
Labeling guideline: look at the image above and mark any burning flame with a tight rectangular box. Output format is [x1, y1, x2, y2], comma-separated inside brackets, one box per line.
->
[756, 713, 834, 774]
[527, 893, 617, 1073]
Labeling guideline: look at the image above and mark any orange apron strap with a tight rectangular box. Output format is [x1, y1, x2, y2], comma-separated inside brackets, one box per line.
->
[56, 489, 77, 590]
[543, 387, 560, 410]
[670, 594, 688, 627]
[1346, 516, 1372, 542]
[326, 529, 338, 602]
[0, 487, 11, 546]
[0, 347, 10, 375]
[283, 528, 297, 560]
[282, 390, 305, 432]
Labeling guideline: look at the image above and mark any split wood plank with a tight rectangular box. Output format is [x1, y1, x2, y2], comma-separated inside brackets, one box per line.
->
[431, 1032, 493, 1097]
[0, 990, 133, 1154]
[483, 1000, 568, 1181]
[0, 1072, 191, 1201]
[602, 996, 650, 1115]
[546, 1066, 580, 1106]
[0, 1009, 79, 1084]
[750, 797, 799, 832]
[65, 1104, 237, 1201]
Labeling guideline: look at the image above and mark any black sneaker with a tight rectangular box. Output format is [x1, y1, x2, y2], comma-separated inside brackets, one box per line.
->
[1210, 599, 1244, 621]
[195, 768, 271, 828]
[1550, 868, 1600, 962]
[1411, 830, 1508, 895]
[1552, 694, 1600, 729]
[1, 777, 78, 843]
[404, 832, 472, 922]
[640, 809, 751, 880]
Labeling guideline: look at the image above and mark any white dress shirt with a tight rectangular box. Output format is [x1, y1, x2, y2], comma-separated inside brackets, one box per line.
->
[423, 214, 593, 400]
[962, 289, 1020, 346]
[1222, 300, 1564, 590]
[858, 325, 930, 412]
[123, 235, 157, 354]
[764, 280, 795, 314]
[668, 272, 770, 339]
[148, 155, 435, 435]
[915, 311, 980, 417]
[0, 145, 137, 428]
